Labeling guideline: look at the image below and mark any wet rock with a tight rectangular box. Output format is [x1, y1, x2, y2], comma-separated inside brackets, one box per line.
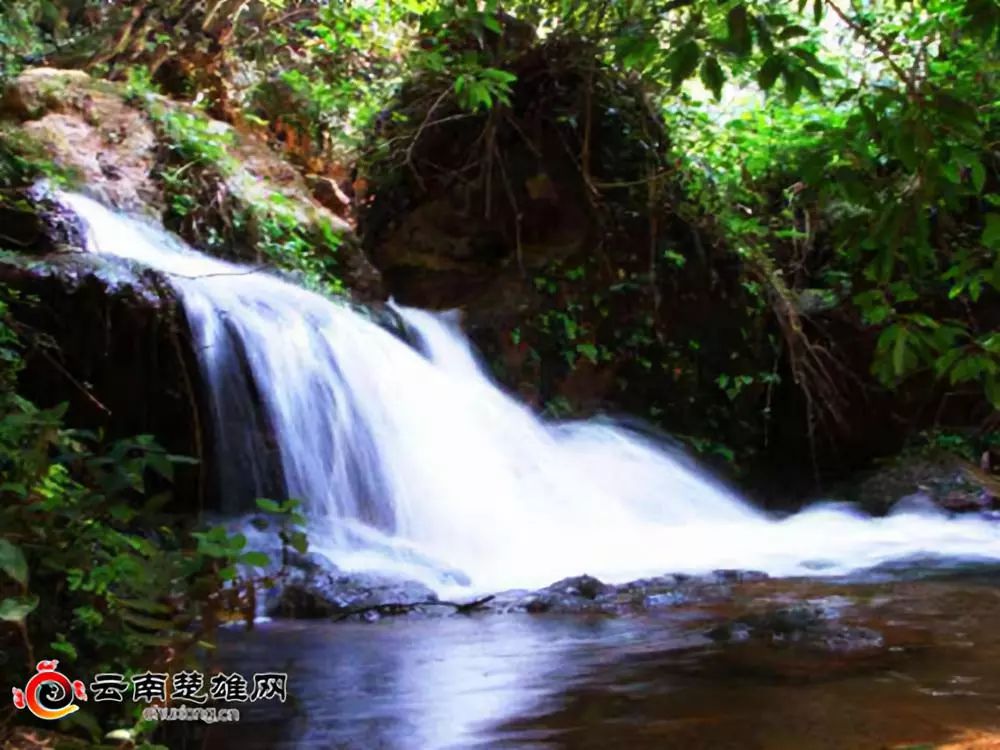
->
[643, 591, 690, 608]
[0, 186, 87, 255]
[208, 514, 444, 621]
[491, 570, 764, 616]
[483, 589, 538, 615]
[265, 565, 437, 621]
[848, 555, 1000, 584]
[711, 569, 769, 583]
[702, 599, 890, 682]
[811, 625, 885, 654]
[851, 452, 999, 516]
[518, 574, 613, 614]
[615, 571, 762, 610]
[708, 606, 818, 643]
[544, 574, 609, 600]
[890, 491, 943, 516]
[939, 488, 992, 513]
[707, 601, 885, 655]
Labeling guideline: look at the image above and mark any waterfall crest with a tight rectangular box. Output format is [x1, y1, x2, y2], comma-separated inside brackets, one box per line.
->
[57, 192, 1000, 594]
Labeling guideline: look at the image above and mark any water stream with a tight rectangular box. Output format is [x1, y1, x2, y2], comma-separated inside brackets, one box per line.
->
[57, 192, 1000, 596]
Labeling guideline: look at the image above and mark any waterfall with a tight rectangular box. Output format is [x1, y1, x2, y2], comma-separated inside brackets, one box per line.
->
[57, 192, 1000, 594]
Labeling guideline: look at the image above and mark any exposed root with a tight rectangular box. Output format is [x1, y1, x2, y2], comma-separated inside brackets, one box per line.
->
[748, 251, 856, 481]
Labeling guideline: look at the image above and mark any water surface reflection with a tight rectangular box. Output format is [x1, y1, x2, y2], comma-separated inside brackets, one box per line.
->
[207, 576, 1000, 749]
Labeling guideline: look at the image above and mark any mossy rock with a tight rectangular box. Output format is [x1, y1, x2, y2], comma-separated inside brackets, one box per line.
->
[1, 68, 382, 299]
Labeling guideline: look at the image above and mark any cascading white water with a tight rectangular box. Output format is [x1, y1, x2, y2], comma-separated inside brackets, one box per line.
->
[57, 192, 1000, 595]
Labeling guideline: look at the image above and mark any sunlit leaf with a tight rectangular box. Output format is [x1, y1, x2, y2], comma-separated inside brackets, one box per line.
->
[0, 539, 28, 585]
[0, 595, 38, 622]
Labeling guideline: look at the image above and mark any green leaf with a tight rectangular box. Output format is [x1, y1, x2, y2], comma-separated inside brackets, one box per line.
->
[700, 56, 725, 100]
[893, 326, 909, 376]
[757, 55, 783, 91]
[778, 24, 809, 40]
[753, 15, 774, 54]
[480, 67, 517, 84]
[941, 160, 962, 184]
[985, 374, 1000, 409]
[147, 451, 174, 481]
[791, 47, 840, 77]
[0, 539, 28, 585]
[240, 551, 271, 568]
[256, 498, 281, 513]
[669, 41, 701, 89]
[0, 595, 39, 622]
[50, 637, 78, 661]
[617, 32, 660, 71]
[576, 343, 599, 363]
[782, 69, 803, 105]
[983, 214, 1000, 249]
[481, 15, 502, 34]
[727, 6, 752, 57]
[801, 70, 822, 97]
[285, 531, 306, 555]
[933, 93, 981, 137]
[970, 160, 986, 193]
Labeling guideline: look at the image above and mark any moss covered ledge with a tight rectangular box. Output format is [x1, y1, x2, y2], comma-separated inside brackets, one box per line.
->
[1, 68, 383, 300]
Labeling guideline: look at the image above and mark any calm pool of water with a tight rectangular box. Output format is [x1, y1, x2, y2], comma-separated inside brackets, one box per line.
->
[201, 575, 1000, 749]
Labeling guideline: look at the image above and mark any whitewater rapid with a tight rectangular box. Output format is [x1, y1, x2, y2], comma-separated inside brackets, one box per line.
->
[58, 191, 1000, 595]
